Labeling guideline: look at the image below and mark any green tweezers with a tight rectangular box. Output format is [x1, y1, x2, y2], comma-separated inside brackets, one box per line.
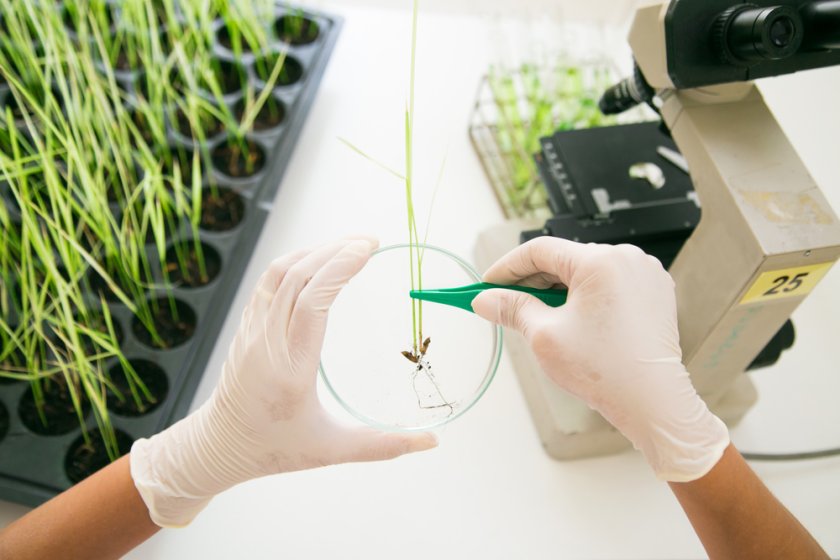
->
[409, 283, 568, 313]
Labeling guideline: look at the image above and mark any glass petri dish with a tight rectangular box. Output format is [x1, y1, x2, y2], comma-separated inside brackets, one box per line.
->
[320, 243, 502, 431]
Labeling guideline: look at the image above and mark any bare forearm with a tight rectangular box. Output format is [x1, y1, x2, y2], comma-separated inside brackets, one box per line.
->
[669, 444, 827, 560]
[0, 454, 160, 560]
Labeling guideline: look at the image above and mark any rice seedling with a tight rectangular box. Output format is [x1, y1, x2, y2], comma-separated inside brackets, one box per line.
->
[471, 61, 640, 218]
[337, 0, 454, 414]
[0, 0, 294, 459]
[276, 8, 320, 46]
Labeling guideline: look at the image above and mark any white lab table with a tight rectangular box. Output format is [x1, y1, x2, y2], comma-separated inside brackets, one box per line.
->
[1, 3, 839, 558]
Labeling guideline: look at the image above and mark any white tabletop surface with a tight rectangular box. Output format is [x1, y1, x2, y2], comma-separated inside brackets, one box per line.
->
[2, 2, 839, 558]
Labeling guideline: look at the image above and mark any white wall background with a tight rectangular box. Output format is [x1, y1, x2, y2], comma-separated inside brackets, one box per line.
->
[318, 0, 647, 23]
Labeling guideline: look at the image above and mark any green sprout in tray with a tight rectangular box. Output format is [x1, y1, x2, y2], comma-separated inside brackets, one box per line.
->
[0, 0, 294, 461]
[470, 61, 651, 219]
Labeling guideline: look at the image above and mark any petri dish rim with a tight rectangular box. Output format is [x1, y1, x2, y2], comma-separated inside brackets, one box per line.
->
[319, 243, 503, 432]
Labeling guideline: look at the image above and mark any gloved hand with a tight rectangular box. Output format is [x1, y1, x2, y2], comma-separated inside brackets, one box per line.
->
[131, 239, 438, 528]
[471, 237, 729, 482]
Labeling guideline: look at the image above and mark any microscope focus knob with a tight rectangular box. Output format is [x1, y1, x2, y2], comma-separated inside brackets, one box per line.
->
[713, 4, 803, 66]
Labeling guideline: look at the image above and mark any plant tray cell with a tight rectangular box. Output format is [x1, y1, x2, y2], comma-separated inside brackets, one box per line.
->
[0, 5, 342, 507]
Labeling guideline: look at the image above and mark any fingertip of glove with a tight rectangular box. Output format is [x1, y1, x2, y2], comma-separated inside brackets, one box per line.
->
[344, 235, 379, 254]
[409, 431, 439, 453]
[350, 429, 438, 462]
[470, 290, 498, 321]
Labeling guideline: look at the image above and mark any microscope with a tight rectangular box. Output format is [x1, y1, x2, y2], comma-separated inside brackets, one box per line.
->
[475, 0, 840, 459]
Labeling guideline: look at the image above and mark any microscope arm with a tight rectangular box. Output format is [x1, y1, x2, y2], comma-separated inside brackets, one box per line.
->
[630, 2, 840, 407]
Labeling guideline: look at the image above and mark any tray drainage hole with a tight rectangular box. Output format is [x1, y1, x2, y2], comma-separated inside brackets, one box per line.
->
[253, 52, 303, 87]
[275, 14, 320, 46]
[200, 186, 245, 232]
[234, 96, 286, 131]
[18, 377, 92, 436]
[131, 297, 197, 349]
[211, 137, 266, 179]
[164, 240, 222, 288]
[107, 359, 169, 417]
[0, 400, 8, 443]
[64, 429, 134, 484]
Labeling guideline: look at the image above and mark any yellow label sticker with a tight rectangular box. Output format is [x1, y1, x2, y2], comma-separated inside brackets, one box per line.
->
[740, 262, 835, 304]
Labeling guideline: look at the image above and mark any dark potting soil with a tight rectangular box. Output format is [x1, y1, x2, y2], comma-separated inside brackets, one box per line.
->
[254, 53, 303, 87]
[107, 359, 169, 417]
[211, 138, 266, 178]
[275, 15, 320, 46]
[200, 187, 245, 232]
[149, 0, 169, 25]
[217, 26, 255, 53]
[162, 144, 207, 183]
[64, 429, 134, 484]
[131, 297, 197, 349]
[128, 109, 157, 147]
[104, 172, 124, 203]
[18, 377, 91, 436]
[164, 241, 222, 288]
[102, 165, 142, 203]
[111, 45, 143, 72]
[208, 59, 247, 95]
[234, 97, 286, 131]
[105, 30, 169, 72]
[5, 85, 63, 123]
[8, 219, 22, 241]
[174, 107, 225, 139]
[8, 172, 75, 221]
[62, 4, 116, 34]
[135, 69, 177, 102]
[134, 71, 153, 101]
[88, 269, 140, 303]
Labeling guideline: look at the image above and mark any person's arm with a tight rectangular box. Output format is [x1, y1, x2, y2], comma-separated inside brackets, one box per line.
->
[472, 237, 828, 559]
[0, 238, 436, 559]
[0, 456, 159, 560]
[671, 444, 827, 559]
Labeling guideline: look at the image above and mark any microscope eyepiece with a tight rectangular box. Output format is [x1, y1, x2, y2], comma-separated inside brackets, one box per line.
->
[714, 4, 803, 66]
[770, 17, 796, 48]
[662, 0, 840, 88]
[801, 0, 840, 50]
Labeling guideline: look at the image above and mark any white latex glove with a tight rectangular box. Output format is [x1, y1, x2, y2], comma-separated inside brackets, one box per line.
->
[131, 239, 438, 528]
[471, 237, 729, 482]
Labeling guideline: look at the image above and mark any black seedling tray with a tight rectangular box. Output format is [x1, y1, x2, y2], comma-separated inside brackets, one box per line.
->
[0, 5, 341, 507]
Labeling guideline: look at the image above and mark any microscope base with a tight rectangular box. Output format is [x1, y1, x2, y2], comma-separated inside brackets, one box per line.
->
[503, 326, 756, 460]
[475, 220, 757, 460]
